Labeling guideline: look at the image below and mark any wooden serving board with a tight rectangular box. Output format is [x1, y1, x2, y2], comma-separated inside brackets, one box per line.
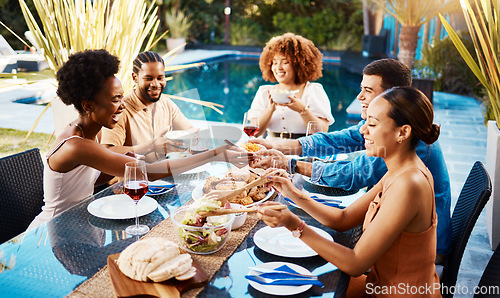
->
[107, 253, 208, 297]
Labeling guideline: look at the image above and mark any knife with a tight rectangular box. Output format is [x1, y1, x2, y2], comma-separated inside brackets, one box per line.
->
[248, 267, 318, 279]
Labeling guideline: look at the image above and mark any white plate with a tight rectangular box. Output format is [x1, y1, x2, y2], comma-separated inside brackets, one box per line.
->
[87, 194, 158, 219]
[191, 183, 275, 207]
[247, 262, 312, 295]
[254, 226, 333, 258]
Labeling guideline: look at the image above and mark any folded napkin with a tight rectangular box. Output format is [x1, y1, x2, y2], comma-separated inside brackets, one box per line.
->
[246, 264, 324, 287]
[149, 184, 175, 190]
[147, 184, 176, 194]
[284, 197, 340, 208]
[310, 195, 342, 204]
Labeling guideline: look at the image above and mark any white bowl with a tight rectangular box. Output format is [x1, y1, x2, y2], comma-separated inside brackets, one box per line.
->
[270, 89, 298, 104]
[229, 203, 247, 230]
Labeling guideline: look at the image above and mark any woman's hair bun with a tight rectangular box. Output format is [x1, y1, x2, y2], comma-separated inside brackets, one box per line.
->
[421, 123, 440, 145]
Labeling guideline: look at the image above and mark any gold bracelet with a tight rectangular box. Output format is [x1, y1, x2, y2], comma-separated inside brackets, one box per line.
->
[299, 107, 308, 115]
[213, 149, 217, 157]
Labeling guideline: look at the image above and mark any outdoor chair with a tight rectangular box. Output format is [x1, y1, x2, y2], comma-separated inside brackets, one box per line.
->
[0, 33, 48, 72]
[0, 148, 44, 243]
[441, 161, 492, 297]
[474, 243, 500, 297]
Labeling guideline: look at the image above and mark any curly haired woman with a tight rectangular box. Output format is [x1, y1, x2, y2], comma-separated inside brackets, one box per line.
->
[247, 33, 334, 139]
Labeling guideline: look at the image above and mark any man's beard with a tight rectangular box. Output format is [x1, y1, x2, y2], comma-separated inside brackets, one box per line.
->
[140, 87, 163, 103]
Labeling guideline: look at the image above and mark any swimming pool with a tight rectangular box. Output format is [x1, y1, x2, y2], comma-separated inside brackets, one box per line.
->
[165, 56, 361, 132]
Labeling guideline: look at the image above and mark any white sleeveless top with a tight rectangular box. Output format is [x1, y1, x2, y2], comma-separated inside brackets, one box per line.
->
[28, 136, 100, 229]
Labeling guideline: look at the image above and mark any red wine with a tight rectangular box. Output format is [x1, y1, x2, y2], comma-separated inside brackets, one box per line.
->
[124, 181, 149, 202]
[190, 146, 209, 155]
[243, 125, 259, 137]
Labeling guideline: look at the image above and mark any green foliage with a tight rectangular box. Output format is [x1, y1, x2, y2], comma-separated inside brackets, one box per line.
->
[440, 0, 500, 127]
[270, 4, 363, 50]
[417, 31, 483, 97]
[175, 0, 226, 44]
[0, 0, 38, 50]
[230, 20, 262, 46]
[179, 0, 363, 48]
[325, 29, 363, 51]
[164, 8, 193, 39]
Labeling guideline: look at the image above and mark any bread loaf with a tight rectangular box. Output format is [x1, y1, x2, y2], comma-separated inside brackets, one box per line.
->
[147, 253, 193, 282]
[117, 238, 195, 282]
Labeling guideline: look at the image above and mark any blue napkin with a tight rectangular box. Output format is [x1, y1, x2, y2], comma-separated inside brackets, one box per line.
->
[147, 184, 176, 195]
[311, 195, 342, 204]
[246, 265, 324, 287]
[284, 197, 340, 208]
[149, 184, 175, 190]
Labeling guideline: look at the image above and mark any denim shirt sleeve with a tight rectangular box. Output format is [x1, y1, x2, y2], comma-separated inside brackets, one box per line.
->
[310, 154, 387, 191]
[299, 121, 366, 157]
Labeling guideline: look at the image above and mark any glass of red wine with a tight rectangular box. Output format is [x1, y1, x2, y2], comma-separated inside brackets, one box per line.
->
[243, 112, 259, 137]
[124, 160, 150, 236]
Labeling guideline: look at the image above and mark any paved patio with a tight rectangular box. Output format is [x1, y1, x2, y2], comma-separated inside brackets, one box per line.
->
[0, 50, 494, 296]
[433, 91, 492, 297]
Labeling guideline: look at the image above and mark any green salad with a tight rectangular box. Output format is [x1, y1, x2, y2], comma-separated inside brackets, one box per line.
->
[176, 199, 232, 253]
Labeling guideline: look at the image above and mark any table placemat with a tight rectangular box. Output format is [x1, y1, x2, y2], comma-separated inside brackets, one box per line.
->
[69, 212, 261, 297]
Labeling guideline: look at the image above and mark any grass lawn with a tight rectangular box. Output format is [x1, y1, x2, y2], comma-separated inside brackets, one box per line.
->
[0, 69, 56, 158]
[0, 127, 54, 158]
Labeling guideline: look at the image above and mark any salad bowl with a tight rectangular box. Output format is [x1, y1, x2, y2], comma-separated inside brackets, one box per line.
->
[172, 205, 235, 255]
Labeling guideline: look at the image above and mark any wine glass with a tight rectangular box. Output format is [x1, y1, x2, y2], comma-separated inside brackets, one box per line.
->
[306, 121, 322, 137]
[123, 160, 150, 236]
[243, 112, 259, 137]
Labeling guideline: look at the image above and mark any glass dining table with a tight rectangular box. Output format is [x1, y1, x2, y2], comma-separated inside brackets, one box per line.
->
[0, 161, 363, 298]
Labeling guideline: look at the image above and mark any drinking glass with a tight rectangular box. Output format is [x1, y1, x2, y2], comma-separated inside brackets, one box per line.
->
[243, 112, 259, 137]
[306, 121, 322, 137]
[124, 160, 150, 236]
[270, 156, 292, 201]
[189, 133, 209, 155]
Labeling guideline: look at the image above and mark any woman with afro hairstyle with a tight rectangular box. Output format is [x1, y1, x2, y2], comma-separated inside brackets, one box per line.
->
[247, 33, 334, 139]
[29, 49, 245, 229]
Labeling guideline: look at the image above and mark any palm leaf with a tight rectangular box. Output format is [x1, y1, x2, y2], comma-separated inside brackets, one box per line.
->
[440, 0, 500, 127]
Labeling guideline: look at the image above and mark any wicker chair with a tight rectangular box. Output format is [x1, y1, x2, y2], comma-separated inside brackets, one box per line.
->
[474, 243, 500, 297]
[441, 161, 492, 297]
[0, 148, 44, 243]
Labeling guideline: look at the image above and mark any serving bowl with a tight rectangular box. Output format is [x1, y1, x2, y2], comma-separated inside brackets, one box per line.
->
[270, 89, 298, 104]
[171, 206, 235, 254]
[229, 203, 247, 230]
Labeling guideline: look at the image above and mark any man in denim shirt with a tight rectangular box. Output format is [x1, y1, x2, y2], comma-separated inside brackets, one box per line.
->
[251, 58, 451, 262]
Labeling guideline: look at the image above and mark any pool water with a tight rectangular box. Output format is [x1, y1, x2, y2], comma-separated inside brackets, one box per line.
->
[165, 56, 361, 132]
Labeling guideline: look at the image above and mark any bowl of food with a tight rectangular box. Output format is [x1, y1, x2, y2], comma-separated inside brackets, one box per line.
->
[240, 142, 266, 153]
[229, 203, 247, 230]
[270, 89, 298, 104]
[172, 204, 235, 255]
